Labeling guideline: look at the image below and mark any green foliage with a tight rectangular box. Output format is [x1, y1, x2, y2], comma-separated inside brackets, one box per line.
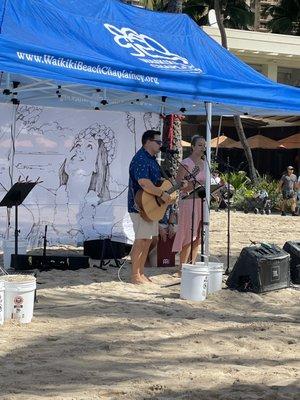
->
[251, 175, 281, 209]
[229, 173, 281, 210]
[266, 0, 300, 36]
[182, 0, 208, 24]
[221, 170, 250, 190]
[140, 0, 254, 29]
[232, 186, 253, 209]
[140, 0, 166, 10]
[183, 0, 254, 30]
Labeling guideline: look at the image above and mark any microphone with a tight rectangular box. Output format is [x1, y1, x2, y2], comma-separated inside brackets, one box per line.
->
[160, 145, 179, 155]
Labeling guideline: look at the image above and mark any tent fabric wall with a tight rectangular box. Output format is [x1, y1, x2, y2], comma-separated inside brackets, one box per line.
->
[0, 0, 300, 115]
[0, 103, 160, 246]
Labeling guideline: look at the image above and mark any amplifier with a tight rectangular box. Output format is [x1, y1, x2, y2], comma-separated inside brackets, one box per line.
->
[11, 254, 90, 271]
[83, 239, 131, 260]
[283, 241, 300, 284]
[227, 244, 290, 293]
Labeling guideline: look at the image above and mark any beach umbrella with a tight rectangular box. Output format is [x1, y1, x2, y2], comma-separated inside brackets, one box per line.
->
[235, 135, 279, 149]
[278, 134, 300, 149]
[181, 140, 191, 147]
[211, 135, 239, 148]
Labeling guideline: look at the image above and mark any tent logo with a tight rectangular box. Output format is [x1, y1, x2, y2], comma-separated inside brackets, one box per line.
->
[104, 24, 202, 74]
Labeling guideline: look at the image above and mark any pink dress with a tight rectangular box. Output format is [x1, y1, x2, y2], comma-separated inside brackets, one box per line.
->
[172, 157, 205, 253]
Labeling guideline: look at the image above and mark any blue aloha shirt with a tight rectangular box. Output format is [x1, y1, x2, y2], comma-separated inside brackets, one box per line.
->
[128, 147, 162, 213]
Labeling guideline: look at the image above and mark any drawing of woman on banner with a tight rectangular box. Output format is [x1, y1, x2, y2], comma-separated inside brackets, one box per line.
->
[143, 112, 161, 132]
[55, 123, 117, 242]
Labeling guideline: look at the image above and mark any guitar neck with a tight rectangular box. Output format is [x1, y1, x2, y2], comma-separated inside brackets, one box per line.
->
[166, 182, 182, 195]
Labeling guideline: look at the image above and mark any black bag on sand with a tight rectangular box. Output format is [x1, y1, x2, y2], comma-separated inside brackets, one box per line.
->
[283, 241, 300, 284]
[226, 243, 290, 293]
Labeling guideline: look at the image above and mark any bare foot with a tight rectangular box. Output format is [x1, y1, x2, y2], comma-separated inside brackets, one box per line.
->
[131, 274, 145, 285]
[172, 270, 182, 278]
[141, 274, 153, 283]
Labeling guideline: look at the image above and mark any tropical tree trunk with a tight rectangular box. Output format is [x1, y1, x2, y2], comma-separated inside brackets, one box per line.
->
[252, 0, 261, 31]
[214, 0, 258, 182]
[162, 0, 184, 179]
[233, 116, 258, 181]
[213, 0, 227, 48]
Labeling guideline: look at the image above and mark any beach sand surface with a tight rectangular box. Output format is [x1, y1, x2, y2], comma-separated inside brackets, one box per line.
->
[0, 211, 299, 400]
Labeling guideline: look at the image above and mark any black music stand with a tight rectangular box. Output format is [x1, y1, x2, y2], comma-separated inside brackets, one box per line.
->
[182, 184, 221, 259]
[0, 181, 38, 269]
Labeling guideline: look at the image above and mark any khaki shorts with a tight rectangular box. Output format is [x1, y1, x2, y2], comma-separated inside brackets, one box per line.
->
[130, 213, 159, 240]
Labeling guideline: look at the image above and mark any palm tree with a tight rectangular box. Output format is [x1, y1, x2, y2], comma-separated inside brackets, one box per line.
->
[163, 1, 184, 178]
[266, 0, 300, 35]
[213, 0, 258, 182]
[129, 0, 258, 181]
[183, 0, 254, 30]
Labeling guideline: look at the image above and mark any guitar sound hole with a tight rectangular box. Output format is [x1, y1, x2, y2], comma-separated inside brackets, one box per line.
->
[155, 196, 162, 207]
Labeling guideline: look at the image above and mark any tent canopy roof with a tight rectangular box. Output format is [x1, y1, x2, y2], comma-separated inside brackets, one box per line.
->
[0, 0, 300, 115]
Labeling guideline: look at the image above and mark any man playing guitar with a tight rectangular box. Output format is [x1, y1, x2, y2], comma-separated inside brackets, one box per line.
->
[128, 130, 172, 284]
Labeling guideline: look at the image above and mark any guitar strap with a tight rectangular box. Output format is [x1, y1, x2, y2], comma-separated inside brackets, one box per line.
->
[129, 175, 140, 213]
[159, 164, 176, 185]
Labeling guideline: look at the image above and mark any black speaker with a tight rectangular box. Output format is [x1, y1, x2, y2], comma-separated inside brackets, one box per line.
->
[227, 244, 290, 293]
[11, 254, 90, 271]
[83, 239, 131, 260]
[283, 241, 300, 284]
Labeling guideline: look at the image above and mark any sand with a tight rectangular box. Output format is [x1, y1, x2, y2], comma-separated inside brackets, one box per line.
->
[0, 211, 299, 400]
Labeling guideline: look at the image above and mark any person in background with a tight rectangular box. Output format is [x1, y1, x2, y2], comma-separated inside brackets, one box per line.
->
[172, 135, 206, 271]
[211, 170, 221, 185]
[279, 166, 298, 216]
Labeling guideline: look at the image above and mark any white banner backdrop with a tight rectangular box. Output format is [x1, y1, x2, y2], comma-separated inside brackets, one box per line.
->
[0, 104, 160, 248]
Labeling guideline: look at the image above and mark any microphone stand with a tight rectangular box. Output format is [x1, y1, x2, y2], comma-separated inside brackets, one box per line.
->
[226, 156, 231, 275]
[190, 177, 197, 264]
[212, 154, 237, 275]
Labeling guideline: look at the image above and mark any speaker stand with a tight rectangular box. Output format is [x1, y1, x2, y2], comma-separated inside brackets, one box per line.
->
[93, 238, 125, 270]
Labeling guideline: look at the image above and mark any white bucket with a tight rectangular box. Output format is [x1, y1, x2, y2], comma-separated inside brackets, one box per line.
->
[196, 259, 224, 295]
[180, 263, 209, 301]
[207, 262, 224, 294]
[2, 239, 28, 270]
[1, 275, 36, 323]
[0, 281, 4, 325]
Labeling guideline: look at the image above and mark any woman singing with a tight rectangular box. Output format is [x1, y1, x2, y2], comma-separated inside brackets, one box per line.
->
[172, 135, 206, 270]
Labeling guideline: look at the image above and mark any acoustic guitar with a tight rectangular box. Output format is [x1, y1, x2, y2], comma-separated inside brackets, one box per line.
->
[135, 180, 182, 222]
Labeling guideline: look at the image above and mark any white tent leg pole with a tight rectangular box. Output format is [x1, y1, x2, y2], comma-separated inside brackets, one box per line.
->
[215, 115, 222, 158]
[10, 103, 17, 186]
[157, 105, 165, 165]
[6, 102, 17, 240]
[204, 102, 212, 258]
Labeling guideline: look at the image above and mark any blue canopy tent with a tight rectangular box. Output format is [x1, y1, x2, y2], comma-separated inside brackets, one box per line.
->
[0, 0, 300, 254]
[0, 0, 300, 115]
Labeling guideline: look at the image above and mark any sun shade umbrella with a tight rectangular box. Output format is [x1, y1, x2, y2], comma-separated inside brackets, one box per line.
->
[278, 134, 300, 149]
[235, 135, 280, 149]
[211, 135, 239, 148]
